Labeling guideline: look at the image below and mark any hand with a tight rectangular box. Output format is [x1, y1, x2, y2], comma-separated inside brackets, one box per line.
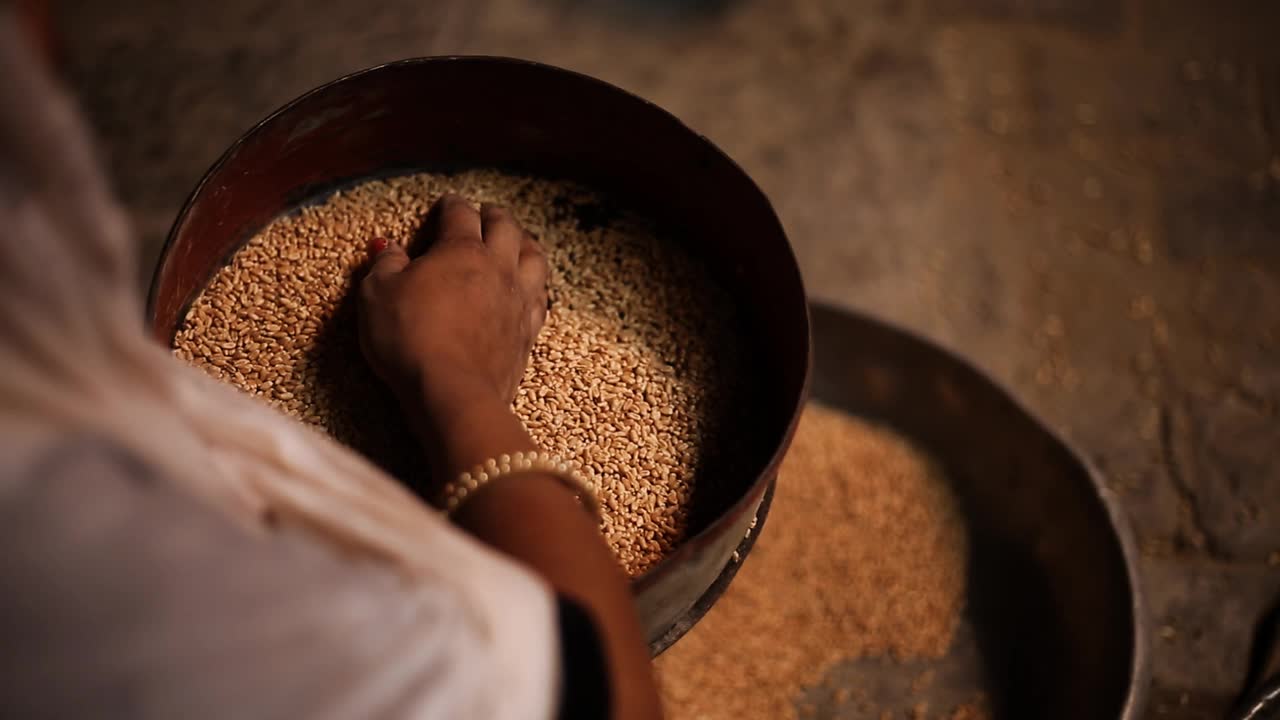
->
[359, 194, 548, 441]
[360, 196, 662, 717]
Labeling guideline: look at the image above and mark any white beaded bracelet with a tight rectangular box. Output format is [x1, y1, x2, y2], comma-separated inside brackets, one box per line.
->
[439, 450, 600, 518]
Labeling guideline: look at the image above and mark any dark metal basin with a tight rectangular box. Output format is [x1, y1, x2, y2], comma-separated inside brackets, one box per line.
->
[146, 57, 810, 650]
[801, 303, 1149, 719]
[658, 305, 1149, 720]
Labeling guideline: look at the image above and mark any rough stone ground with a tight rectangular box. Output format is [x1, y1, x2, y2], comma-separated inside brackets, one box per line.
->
[55, 0, 1280, 716]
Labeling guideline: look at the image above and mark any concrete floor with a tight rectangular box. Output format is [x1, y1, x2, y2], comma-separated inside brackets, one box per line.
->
[56, 0, 1280, 716]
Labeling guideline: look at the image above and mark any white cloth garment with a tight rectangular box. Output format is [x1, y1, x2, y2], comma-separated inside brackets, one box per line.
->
[0, 11, 558, 719]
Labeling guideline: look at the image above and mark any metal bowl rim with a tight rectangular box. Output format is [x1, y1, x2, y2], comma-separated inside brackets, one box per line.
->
[146, 54, 812, 590]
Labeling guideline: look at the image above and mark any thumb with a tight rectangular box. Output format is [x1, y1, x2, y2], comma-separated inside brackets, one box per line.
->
[365, 239, 410, 284]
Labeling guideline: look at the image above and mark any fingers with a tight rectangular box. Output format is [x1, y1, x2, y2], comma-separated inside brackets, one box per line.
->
[424, 194, 483, 249]
[425, 195, 525, 273]
[365, 241, 410, 286]
[416, 194, 549, 335]
[519, 230, 550, 333]
[480, 203, 523, 269]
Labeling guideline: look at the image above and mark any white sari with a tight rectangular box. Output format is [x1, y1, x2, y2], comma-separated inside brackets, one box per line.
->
[0, 11, 559, 719]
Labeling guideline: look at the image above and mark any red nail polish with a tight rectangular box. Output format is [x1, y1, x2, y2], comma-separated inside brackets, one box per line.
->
[369, 238, 389, 254]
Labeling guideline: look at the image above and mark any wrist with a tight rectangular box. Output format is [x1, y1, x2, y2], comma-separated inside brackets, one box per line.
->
[401, 379, 536, 484]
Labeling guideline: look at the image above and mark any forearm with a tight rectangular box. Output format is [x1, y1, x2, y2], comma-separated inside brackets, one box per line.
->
[455, 474, 661, 719]
[402, 393, 661, 720]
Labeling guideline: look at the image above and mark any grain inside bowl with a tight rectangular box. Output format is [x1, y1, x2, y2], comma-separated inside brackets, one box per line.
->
[656, 402, 972, 720]
[172, 169, 757, 577]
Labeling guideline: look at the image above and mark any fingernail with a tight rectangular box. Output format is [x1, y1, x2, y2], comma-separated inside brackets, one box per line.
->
[369, 238, 389, 254]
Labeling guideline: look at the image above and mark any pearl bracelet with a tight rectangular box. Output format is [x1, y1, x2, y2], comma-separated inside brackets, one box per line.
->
[439, 450, 600, 518]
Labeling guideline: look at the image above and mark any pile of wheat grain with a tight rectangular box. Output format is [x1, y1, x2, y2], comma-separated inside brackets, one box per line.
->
[655, 402, 973, 719]
[173, 169, 750, 576]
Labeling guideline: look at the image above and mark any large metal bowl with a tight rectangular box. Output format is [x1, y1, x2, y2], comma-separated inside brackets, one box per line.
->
[146, 57, 810, 650]
[757, 303, 1147, 720]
